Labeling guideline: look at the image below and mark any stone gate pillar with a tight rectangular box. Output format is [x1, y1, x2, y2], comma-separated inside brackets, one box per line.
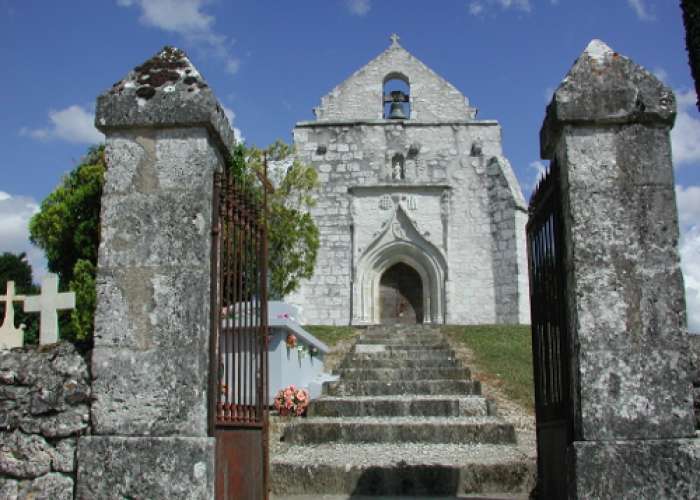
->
[76, 47, 235, 499]
[540, 40, 700, 498]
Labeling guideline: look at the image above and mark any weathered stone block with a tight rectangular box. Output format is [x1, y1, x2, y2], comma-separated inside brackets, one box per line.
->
[570, 439, 700, 499]
[99, 190, 212, 269]
[76, 436, 215, 500]
[0, 431, 52, 479]
[561, 125, 675, 191]
[578, 348, 695, 440]
[541, 40, 675, 157]
[18, 473, 73, 500]
[96, 47, 235, 158]
[48, 438, 75, 473]
[93, 267, 210, 350]
[90, 347, 208, 436]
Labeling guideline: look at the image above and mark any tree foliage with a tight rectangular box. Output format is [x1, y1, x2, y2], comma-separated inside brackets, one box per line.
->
[230, 141, 320, 299]
[29, 146, 105, 342]
[0, 252, 39, 344]
[29, 141, 318, 343]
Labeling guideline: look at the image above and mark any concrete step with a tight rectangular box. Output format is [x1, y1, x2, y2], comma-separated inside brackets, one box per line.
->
[357, 338, 448, 346]
[282, 416, 515, 445]
[355, 343, 452, 351]
[270, 443, 535, 496]
[352, 348, 456, 359]
[324, 379, 481, 397]
[340, 357, 460, 369]
[335, 367, 471, 381]
[307, 395, 489, 418]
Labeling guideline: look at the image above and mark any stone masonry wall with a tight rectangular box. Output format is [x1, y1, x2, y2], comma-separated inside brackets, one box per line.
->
[0, 343, 91, 499]
[315, 41, 476, 121]
[288, 119, 528, 325]
[289, 39, 529, 326]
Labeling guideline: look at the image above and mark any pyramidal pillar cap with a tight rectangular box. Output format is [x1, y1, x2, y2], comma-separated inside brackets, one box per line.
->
[95, 46, 236, 159]
[540, 39, 676, 158]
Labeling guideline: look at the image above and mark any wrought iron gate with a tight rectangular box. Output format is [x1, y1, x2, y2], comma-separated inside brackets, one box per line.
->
[526, 162, 573, 500]
[210, 162, 272, 500]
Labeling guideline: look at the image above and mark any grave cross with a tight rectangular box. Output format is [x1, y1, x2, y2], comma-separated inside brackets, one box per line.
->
[24, 274, 75, 345]
[0, 281, 26, 349]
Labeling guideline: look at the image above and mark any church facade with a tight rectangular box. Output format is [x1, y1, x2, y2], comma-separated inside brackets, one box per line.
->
[287, 36, 530, 326]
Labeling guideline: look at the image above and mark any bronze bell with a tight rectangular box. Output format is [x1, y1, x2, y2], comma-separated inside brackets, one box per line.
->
[385, 90, 409, 120]
[388, 101, 407, 119]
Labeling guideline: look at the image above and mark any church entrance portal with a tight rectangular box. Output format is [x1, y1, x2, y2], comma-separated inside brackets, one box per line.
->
[379, 262, 423, 324]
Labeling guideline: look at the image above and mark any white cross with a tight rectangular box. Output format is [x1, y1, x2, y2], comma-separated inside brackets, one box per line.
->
[24, 274, 75, 345]
[0, 281, 26, 349]
[390, 33, 401, 47]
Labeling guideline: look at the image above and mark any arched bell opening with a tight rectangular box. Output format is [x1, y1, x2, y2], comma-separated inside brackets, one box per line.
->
[379, 262, 423, 324]
[383, 72, 410, 119]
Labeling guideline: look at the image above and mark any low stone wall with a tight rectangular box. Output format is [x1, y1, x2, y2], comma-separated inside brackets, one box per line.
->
[0, 343, 91, 499]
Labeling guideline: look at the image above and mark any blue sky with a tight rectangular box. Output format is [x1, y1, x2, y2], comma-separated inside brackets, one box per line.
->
[1, 0, 699, 330]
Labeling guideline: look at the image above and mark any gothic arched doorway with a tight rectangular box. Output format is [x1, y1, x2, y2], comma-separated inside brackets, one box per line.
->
[379, 262, 423, 324]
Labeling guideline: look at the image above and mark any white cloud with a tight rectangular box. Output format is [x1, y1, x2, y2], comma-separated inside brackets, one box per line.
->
[680, 224, 700, 334]
[627, 0, 654, 21]
[527, 160, 547, 192]
[544, 86, 555, 103]
[652, 67, 668, 84]
[20, 105, 104, 145]
[221, 105, 244, 144]
[676, 184, 700, 333]
[468, 0, 531, 15]
[119, 0, 239, 76]
[468, 2, 484, 15]
[225, 58, 240, 75]
[346, 0, 370, 16]
[0, 193, 48, 283]
[671, 89, 700, 167]
[676, 185, 700, 229]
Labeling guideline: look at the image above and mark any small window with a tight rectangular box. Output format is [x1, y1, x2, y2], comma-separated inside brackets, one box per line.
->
[383, 73, 410, 119]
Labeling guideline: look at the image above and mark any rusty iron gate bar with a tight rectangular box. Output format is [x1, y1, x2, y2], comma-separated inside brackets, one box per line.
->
[210, 158, 272, 500]
[526, 161, 572, 500]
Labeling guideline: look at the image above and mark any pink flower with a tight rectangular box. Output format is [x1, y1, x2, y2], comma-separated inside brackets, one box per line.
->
[295, 390, 307, 402]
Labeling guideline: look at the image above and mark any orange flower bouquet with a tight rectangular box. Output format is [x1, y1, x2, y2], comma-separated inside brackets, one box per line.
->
[273, 384, 310, 416]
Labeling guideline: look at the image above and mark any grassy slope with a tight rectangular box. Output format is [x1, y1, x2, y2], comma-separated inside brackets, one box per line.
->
[303, 325, 359, 348]
[443, 325, 534, 412]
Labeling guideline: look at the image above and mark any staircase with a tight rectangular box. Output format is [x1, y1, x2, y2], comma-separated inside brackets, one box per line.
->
[271, 325, 535, 498]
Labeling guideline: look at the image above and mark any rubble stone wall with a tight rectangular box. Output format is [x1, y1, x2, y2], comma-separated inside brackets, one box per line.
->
[0, 343, 91, 500]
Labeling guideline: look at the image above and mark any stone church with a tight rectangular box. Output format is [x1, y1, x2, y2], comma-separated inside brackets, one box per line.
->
[287, 35, 530, 326]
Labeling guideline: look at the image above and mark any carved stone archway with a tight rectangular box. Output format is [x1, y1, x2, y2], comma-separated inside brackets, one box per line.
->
[353, 205, 447, 324]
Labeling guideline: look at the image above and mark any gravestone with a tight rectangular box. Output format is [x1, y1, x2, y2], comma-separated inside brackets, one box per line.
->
[24, 274, 75, 345]
[0, 282, 25, 349]
[540, 39, 700, 498]
[75, 47, 234, 499]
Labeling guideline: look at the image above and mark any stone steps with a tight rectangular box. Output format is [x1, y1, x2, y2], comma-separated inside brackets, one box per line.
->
[307, 395, 489, 418]
[270, 325, 534, 497]
[333, 367, 471, 381]
[339, 357, 460, 369]
[357, 338, 448, 346]
[351, 348, 457, 360]
[323, 379, 481, 396]
[282, 416, 516, 445]
[271, 443, 535, 496]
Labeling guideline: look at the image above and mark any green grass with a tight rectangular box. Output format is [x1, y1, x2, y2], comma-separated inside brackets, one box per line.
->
[304, 325, 359, 347]
[442, 325, 534, 412]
